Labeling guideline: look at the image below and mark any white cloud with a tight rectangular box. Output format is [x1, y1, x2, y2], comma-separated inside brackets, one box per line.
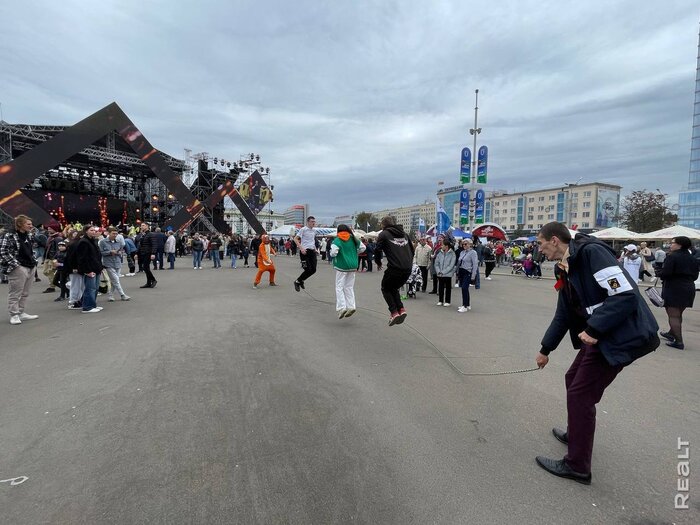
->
[0, 0, 698, 221]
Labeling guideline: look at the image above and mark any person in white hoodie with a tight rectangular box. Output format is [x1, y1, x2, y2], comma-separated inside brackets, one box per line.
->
[622, 244, 642, 283]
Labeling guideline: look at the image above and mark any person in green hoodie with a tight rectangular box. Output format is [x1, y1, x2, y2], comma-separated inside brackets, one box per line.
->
[329, 224, 366, 319]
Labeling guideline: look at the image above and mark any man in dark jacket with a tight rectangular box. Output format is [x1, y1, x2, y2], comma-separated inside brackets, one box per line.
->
[534, 222, 659, 485]
[374, 216, 415, 326]
[152, 227, 167, 270]
[75, 225, 104, 313]
[137, 223, 157, 288]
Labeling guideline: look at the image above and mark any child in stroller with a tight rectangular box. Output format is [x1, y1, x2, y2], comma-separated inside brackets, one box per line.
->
[405, 263, 423, 298]
[511, 254, 526, 275]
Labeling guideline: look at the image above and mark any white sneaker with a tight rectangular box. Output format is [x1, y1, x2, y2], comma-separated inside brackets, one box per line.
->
[457, 306, 468, 313]
[19, 313, 38, 321]
[121, 295, 131, 301]
[485, 277, 492, 280]
[443, 303, 450, 307]
[95, 306, 104, 311]
[436, 302, 443, 306]
[108, 296, 115, 302]
[467, 306, 472, 311]
[10, 315, 21, 325]
[454, 283, 460, 288]
[82, 308, 101, 313]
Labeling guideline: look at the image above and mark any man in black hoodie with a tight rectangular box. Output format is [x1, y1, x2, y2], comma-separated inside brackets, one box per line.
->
[75, 225, 104, 313]
[374, 216, 414, 326]
[534, 222, 659, 485]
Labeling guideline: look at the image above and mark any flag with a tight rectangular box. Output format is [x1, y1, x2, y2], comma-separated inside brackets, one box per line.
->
[436, 196, 451, 235]
[418, 217, 426, 234]
[474, 189, 485, 224]
[366, 222, 371, 231]
[477, 146, 488, 184]
[459, 148, 471, 184]
[459, 189, 469, 226]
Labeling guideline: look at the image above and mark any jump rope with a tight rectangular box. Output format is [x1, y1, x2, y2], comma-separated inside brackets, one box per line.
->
[275, 265, 541, 377]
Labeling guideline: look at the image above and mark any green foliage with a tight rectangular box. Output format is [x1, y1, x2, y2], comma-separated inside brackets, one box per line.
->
[616, 190, 674, 233]
[354, 211, 379, 231]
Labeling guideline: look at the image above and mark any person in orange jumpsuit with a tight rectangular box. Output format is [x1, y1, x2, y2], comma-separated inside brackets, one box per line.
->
[253, 234, 277, 288]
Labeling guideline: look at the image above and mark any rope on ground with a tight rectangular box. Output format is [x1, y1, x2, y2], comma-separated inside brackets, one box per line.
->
[277, 267, 541, 377]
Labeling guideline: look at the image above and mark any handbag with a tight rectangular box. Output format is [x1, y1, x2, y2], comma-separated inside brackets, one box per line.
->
[644, 283, 664, 307]
[644, 254, 655, 262]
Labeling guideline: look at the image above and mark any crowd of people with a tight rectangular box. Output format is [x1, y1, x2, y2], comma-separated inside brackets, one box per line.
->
[0, 214, 697, 341]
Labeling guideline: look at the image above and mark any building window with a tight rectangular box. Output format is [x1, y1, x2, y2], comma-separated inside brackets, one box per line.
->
[537, 224, 543, 228]
[583, 201, 591, 208]
[538, 206, 544, 211]
[549, 195, 555, 201]
[548, 214, 554, 220]
[571, 212, 578, 218]
[537, 215, 543, 220]
[539, 196, 545, 201]
[527, 224, 533, 229]
[528, 197, 535, 203]
[584, 191, 592, 197]
[582, 211, 590, 217]
[572, 192, 578, 198]
[582, 222, 590, 227]
[528, 207, 534, 212]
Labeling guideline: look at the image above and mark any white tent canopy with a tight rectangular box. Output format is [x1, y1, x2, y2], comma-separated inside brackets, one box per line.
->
[635, 225, 700, 241]
[267, 225, 298, 237]
[590, 227, 639, 240]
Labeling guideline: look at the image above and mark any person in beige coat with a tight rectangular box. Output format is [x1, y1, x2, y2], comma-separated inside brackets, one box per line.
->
[638, 241, 654, 282]
[413, 237, 432, 292]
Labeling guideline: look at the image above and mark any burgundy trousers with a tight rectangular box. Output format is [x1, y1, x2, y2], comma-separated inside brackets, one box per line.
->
[563, 344, 624, 474]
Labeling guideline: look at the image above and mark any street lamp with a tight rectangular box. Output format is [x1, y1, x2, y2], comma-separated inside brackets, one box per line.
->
[468, 89, 482, 227]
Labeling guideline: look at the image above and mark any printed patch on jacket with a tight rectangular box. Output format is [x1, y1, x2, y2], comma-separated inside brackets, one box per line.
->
[607, 278, 620, 290]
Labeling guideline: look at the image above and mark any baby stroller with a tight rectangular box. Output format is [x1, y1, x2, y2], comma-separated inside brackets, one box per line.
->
[405, 264, 423, 298]
[511, 255, 525, 275]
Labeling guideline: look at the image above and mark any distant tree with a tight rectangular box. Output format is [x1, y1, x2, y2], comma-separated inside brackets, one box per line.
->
[354, 212, 379, 231]
[616, 190, 674, 233]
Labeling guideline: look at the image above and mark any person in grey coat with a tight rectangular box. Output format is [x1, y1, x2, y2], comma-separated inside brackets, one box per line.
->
[434, 240, 456, 306]
[457, 239, 479, 312]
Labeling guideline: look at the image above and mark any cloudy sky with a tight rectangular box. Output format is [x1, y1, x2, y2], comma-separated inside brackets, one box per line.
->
[1, 1, 699, 222]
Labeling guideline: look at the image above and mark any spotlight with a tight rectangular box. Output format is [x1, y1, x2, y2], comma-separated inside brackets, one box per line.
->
[152, 194, 158, 201]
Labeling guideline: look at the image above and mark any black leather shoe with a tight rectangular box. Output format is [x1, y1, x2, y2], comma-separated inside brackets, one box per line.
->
[660, 331, 675, 342]
[535, 456, 591, 485]
[552, 427, 568, 445]
[666, 341, 685, 350]
[294, 281, 301, 292]
[139, 284, 152, 289]
[299, 280, 305, 289]
[151, 281, 157, 288]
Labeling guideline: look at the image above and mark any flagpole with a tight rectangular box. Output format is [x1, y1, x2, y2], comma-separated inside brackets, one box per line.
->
[469, 89, 482, 229]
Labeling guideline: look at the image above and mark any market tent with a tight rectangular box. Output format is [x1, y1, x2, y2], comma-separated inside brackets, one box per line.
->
[591, 227, 639, 240]
[268, 225, 298, 237]
[471, 223, 508, 241]
[635, 225, 700, 241]
[449, 228, 472, 239]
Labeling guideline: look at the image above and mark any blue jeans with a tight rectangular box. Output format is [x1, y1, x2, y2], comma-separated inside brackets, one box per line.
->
[230, 253, 237, 268]
[211, 250, 221, 268]
[167, 253, 176, 269]
[193, 250, 203, 268]
[460, 273, 472, 307]
[82, 274, 99, 311]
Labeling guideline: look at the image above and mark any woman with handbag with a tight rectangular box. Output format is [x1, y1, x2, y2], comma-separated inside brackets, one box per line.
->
[659, 236, 699, 349]
[638, 242, 654, 282]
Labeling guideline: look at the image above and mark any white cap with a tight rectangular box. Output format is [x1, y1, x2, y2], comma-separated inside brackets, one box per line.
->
[625, 244, 637, 251]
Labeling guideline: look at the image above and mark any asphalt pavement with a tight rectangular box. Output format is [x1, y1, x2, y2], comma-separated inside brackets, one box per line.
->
[1, 255, 698, 524]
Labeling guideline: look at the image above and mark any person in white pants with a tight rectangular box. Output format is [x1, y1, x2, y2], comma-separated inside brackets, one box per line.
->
[329, 224, 366, 319]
